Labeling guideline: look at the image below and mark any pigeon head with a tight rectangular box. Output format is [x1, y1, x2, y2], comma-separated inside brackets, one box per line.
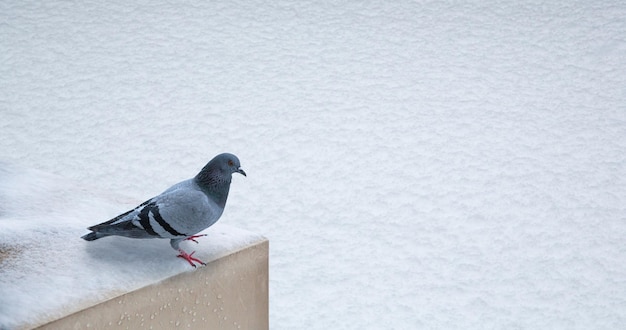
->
[195, 153, 246, 185]
[194, 153, 245, 207]
[216, 153, 246, 177]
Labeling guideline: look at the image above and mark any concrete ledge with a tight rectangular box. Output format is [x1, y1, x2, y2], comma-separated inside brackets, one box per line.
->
[35, 239, 268, 330]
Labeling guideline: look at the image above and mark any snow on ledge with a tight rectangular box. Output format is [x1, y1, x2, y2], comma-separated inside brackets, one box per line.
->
[0, 163, 264, 329]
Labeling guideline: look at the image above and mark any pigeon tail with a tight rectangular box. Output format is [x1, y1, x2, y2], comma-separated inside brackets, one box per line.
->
[81, 231, 108, 241]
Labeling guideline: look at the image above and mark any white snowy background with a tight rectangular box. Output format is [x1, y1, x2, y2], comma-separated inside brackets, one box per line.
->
[1, 0, 625, 329]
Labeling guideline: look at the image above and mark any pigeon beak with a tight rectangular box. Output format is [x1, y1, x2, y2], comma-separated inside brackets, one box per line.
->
[236, 168, 247, 177]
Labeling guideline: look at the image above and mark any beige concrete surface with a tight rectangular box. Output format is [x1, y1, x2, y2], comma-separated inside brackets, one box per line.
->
[34, 240, 268, 330]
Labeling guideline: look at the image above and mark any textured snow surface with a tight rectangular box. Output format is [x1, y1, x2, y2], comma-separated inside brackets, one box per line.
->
[1, 0, 626, 329]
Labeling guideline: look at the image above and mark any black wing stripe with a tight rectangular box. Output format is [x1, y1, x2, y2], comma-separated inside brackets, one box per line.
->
[152, 204, 186, 237]
[138, 203, 159, 236]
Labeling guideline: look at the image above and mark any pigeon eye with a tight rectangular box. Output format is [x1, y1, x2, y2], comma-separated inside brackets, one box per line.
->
[228, 160, 234, 167]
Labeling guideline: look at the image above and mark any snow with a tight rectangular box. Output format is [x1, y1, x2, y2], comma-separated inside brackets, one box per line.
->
[1, 0, 625, 329]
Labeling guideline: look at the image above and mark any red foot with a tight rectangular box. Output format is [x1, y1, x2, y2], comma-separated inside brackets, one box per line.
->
[185, 234, 208, 244]
[177, 249, 206, 268]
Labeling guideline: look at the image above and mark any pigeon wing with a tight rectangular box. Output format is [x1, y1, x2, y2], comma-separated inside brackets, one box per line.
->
[147, 187, 223, 237]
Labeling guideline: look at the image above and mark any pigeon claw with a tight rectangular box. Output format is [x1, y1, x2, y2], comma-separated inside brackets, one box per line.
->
[177, 249, 206, 268]
[185, 234, 208, 244]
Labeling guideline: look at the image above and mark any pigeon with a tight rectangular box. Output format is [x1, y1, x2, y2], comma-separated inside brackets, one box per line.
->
[82, 153, 246, 267]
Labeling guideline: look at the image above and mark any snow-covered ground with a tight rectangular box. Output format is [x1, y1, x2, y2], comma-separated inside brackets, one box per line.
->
[1, 1, 625, 329]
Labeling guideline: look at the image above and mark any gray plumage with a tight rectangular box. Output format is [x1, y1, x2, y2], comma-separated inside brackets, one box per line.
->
[82, 153, 246, 267]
